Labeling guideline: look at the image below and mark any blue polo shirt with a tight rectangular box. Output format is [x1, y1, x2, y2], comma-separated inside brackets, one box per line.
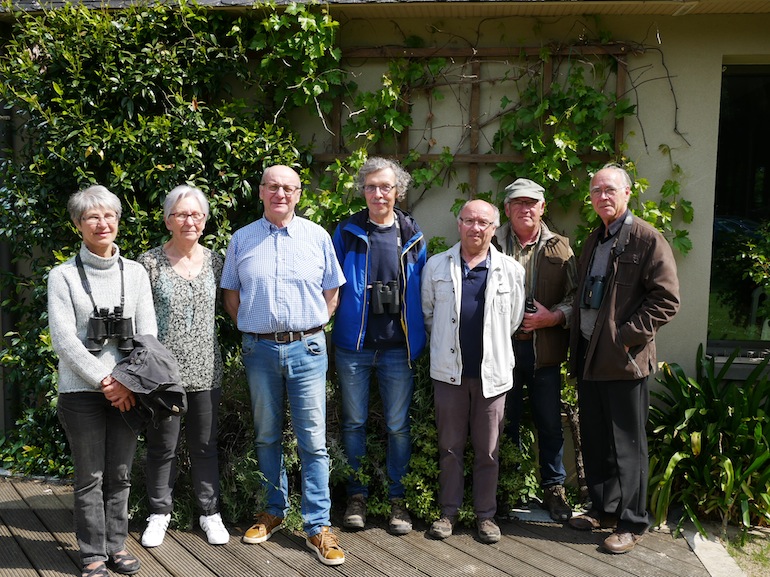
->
[221, 215, 345, 333]
[459, 253, 490, 378]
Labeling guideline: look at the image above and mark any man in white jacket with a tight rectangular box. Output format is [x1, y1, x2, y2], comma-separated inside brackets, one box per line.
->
[421, 199, 526, 544]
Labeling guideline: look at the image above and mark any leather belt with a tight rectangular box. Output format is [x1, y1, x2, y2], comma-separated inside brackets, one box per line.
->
[253, 326, 323, 344]
[513, 332, 533, 341]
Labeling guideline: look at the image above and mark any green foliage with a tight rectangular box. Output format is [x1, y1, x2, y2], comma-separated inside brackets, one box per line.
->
[648, 346, 770, 539]
[0, 0, 344, 488]
[491, 55, 691, 254]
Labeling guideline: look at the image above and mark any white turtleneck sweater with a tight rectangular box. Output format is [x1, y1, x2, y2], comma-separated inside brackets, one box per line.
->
[47, 243, 157, 394]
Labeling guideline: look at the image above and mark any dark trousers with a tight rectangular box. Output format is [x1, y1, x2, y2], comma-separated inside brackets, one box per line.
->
[145, 387, 222, 516]
[433, 377, 506, 519]
[58, 392, 137, 566]
[577, 341, 651, 532]
[505, 339, 567, 487]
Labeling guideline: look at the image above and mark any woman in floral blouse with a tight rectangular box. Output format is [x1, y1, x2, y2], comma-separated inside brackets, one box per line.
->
[137, 185, 228, 547]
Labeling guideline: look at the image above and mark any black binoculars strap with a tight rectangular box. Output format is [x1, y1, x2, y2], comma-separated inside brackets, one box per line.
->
[75, 254, 126, 315]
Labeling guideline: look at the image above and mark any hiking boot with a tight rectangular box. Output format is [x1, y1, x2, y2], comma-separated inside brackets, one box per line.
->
[477, 517, 501, 544]
[543, 484, 572, 522]
[305, 526, 345, 566]
[428, 516, 456, 540]
[199, 513, 229, 545]
[343, 494, 366, 529]
[242, 512, 284, 544]
[141, 513, 170, 548]
[388, 499, 412, 535]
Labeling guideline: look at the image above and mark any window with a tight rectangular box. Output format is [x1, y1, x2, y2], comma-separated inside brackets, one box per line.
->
[708, 65, 770, 359]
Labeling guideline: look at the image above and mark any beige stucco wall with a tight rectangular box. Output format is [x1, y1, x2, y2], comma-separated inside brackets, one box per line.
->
[295, 11, 770, 376]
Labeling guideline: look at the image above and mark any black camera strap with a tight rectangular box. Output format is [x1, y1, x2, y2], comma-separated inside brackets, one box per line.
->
[75, 254, 126, 315]
[611, 213, 634, 257]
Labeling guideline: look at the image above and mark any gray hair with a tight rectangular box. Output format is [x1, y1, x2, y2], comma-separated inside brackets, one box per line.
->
[595, 162, 633, 189]
[458, 199, 501, 228]
[163, 185, 210, 221]
[356, 157, 412, 202]
[67, 185, 122, 224]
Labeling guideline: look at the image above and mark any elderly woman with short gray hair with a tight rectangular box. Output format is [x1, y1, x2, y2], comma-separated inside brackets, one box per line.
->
[48, 185, 157, 577]
[137, 185, 227, 548]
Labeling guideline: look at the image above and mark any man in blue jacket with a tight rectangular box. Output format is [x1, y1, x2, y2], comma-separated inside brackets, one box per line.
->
[332, 157, 427, 535]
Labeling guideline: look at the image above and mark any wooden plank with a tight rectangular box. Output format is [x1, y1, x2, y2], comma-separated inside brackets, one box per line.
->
[440, 528, 553, 577]
[352, 525, 463, 577]
[398, 526, 518, 577]
[0, 479, 80, 577]
[515, 520, 709, 577]
[171, 523, 301, 577]
[11, 480, 80, 568]
[0, 501, 39, 577]
[503, 520, 630, 577]
[324, 526, 430, 577]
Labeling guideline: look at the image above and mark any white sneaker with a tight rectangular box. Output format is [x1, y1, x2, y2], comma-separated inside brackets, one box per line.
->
[141, 513, 171, 548]
[199, 513, 230, 545]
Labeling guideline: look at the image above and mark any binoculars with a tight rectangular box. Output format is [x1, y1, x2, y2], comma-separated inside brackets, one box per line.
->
[85, 306, 135, 353]
[582, 275, 606, 309]
[525, 296, 538, 314]
[371, 280, 400, 315]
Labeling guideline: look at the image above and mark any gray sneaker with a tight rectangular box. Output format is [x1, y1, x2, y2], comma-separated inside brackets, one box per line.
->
[388, 499, 412, 535]
[428, 516, 456, 540]
[342, 494, 366, 529]
[477, 517, 501, 544]
[543, 485, 572, 522]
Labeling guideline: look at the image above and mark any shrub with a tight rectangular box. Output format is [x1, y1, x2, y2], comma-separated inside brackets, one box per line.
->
[649, 345, 770, 539]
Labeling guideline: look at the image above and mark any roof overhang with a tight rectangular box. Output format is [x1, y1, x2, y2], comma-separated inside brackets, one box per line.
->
[6, 1, 770, 19]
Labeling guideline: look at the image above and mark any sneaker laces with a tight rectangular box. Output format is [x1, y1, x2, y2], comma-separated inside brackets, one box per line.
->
[317, 530, 342, 552]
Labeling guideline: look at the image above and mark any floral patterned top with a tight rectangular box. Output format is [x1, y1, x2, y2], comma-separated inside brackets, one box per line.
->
[137, 246, 223, 392]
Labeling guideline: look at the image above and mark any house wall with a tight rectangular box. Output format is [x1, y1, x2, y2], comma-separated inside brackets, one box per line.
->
[295, 11, 770, 376]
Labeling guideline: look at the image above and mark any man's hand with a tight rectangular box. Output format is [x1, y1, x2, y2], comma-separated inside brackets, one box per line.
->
[101, 376, 136, 413]
[520, 299, 564, 331]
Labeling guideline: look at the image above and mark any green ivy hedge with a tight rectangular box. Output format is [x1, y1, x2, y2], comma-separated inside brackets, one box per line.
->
[0, 1, 538, 528]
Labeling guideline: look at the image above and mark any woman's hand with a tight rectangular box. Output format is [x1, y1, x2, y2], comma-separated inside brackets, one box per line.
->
[101, 376, 136, 412]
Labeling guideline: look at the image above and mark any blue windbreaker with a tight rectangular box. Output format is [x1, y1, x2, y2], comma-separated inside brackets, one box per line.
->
[331, 208, 427, 364]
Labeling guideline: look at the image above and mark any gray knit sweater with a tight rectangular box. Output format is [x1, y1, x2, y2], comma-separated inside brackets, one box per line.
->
[48, 243, 157, 394]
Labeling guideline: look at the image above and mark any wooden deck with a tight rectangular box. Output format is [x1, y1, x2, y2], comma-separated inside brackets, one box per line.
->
[0, 477, 712, 577]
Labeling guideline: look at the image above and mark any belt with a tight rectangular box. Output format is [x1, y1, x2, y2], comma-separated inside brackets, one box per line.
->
[252, 326, 323, 344]
[513, 332, 533, 341]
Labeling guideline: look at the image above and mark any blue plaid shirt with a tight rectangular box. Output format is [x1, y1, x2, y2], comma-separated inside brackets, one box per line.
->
[221, 216, 345, 333]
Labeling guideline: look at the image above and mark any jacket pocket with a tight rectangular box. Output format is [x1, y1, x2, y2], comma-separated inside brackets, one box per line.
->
[432, 272, 454, 302]
[494, 282, 512, 314]
[614, 253, 640, 286]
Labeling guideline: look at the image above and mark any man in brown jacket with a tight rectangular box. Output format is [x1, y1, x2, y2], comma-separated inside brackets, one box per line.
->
[568, 164, 680, 554]
[494, 178, 577, 522]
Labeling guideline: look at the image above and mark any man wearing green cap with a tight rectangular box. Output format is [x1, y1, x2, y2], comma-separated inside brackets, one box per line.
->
[494, 177, 577, 522]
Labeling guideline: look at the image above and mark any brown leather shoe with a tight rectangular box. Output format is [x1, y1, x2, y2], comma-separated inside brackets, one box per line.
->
[602, 530, 643, 554]
[568, 510, 618, 531]
[568, 510, 601, 530]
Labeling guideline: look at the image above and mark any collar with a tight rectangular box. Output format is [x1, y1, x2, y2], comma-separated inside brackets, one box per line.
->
[79, 243, 120, 270]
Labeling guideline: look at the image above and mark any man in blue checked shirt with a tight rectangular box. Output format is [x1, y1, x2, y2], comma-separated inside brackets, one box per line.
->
[221, 165, 346, 566]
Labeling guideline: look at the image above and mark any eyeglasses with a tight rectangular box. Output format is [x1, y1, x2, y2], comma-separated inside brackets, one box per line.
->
[508, 199, 540, 209]
[81, 213, 118, 226]
[364, 184, 395, 194]
[261, 183, 301, 195]
[590, 186, 622, 197]
[458, 217, 495, 230]
[169, 212, 206, 223]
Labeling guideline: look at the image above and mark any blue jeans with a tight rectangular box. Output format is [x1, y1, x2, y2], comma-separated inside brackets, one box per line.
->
[505, 340, 567, 487]
[58, 392, 137, 566]
[335, 346, 414, 500]
[242, 331, 330, 537]
[145, 388, 222, 516]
